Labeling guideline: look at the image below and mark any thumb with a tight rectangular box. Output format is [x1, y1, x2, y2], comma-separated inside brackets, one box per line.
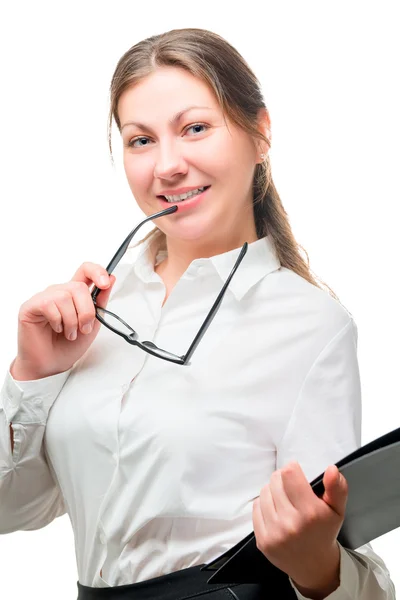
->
[322, 465, 348, 517]
[95, 274, 116, 309]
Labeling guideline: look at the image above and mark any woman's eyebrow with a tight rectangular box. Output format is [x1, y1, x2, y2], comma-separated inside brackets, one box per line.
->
[121, 105, 213, 132]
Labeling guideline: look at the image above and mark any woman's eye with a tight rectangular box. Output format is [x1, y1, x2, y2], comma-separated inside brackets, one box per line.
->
[128, 137, 150, 148]
[127, 123, 209, 148]
[185, 123, 209, 135]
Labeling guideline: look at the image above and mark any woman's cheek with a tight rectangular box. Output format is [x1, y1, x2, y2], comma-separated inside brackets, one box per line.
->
[123, 157, 145, 189]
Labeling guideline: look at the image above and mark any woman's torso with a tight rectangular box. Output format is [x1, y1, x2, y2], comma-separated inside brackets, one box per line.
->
[43, 237, 352, 586]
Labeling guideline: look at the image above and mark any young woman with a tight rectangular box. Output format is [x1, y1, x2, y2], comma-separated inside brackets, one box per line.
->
[0, 28, 395, 600]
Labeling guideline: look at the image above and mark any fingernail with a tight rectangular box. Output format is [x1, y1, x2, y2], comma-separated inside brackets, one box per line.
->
[69, 329, 77, 341]
[100, 275, 109, 286]
[82, 323, 92, 334]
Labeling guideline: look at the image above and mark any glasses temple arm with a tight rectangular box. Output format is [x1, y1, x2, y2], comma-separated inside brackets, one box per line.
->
[182, 242, 248, 365]
[92, 206, 177, 304]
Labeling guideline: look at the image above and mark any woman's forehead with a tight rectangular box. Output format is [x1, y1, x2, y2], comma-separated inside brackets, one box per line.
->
[118, 68, 221, 121]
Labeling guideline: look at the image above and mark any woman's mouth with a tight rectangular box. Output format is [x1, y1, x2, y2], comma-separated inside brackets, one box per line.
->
[157, 186, 211, 211]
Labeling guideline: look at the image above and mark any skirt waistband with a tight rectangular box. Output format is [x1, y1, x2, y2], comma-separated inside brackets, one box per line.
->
[77, 564, 242, 600]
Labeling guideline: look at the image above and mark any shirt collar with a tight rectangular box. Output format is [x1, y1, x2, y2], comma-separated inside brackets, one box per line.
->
[132, 234, 281, 301]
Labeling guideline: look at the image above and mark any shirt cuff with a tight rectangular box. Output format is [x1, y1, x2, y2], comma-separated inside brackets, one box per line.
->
[1, 367, 71, 423]
[289, 542, 360, 600]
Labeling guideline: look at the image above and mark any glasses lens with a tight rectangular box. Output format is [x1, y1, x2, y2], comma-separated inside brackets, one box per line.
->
[96, 307, 135, 336]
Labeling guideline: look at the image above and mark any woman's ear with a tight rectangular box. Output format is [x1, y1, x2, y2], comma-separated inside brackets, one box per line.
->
[256, 107, 272, 155]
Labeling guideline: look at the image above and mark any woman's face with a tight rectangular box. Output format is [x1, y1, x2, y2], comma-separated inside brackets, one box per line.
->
[118, 66, 265, 245]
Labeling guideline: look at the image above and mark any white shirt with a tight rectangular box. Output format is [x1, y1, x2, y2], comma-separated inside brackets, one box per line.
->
[0, 234, 395, 599]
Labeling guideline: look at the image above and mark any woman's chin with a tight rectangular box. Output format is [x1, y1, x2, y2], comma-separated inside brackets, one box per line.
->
[166, 231, 210, 244]
[161, 217, 214, 241]
[165, 221, 218, 242]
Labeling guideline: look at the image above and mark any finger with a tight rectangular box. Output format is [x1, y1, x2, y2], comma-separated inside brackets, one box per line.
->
[252, 496, 268, 542]
[53, 289, 81, 341]
[280, 461, 316, 510]
[76, 275, 117, 332]
[66, 276, 116, 335]
[259, 482, 278, 523]
[322, 465, 348, 517]
[68, 281, 98, 335]
[94, 274, 116, 310]
[268, 469, 297, 514]
[71, 262, 112, 289]
[36, 297, 64, 333]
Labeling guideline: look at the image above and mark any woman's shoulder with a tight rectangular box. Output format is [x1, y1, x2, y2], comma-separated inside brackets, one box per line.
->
[259, 265, 356, 338]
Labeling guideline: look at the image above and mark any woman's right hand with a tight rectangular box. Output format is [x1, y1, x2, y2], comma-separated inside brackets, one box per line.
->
[10, 263, 117, 381]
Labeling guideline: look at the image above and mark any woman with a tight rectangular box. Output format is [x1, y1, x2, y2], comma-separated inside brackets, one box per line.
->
[0, 28, 395, 600]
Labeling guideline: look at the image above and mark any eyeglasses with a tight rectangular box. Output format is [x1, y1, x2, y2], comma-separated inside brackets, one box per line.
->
[91, 206, 248, 365]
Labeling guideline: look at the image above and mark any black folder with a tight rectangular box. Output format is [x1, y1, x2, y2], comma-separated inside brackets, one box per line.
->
[202, 426, 400, 587]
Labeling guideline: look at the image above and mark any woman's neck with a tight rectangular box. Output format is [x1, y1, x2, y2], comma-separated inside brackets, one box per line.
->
[154, 225, 258, 302]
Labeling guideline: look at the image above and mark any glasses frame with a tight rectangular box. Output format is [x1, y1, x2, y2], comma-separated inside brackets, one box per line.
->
[91, 206, 248, 365]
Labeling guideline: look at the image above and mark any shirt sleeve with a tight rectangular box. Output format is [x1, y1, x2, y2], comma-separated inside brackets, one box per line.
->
[276, 318, 396, 599]
[0, 366, 71, 533]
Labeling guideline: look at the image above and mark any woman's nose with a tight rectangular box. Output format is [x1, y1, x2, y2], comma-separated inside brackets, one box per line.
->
[153, 142, 188, 179]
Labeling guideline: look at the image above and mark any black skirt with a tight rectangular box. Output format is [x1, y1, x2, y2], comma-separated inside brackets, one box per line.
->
[76, 564, 271, 600]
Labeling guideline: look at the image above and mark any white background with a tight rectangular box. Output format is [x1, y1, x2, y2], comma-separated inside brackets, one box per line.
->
[0, 1, 399, 597]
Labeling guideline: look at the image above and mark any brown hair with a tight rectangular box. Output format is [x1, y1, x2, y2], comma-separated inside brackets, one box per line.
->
[108, 27, 337, 299]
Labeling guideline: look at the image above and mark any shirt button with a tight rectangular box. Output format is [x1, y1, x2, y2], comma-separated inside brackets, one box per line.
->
[99, 532, 106, 545]
[112, 452, 119, 462]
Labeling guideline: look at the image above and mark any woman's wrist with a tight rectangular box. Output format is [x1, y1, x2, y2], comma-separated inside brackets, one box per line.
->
[10, 357, 43, 381]
[291, 541, 341, 599]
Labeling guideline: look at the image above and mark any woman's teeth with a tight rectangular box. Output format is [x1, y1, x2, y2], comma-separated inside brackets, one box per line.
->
[164, 186, 207, 203]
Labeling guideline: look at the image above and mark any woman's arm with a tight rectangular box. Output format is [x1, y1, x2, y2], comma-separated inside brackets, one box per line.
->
[0, 366, 70, 533]
[270, 318, 395, 599]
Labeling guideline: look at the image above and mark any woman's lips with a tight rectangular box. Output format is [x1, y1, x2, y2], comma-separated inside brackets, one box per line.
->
[158, 186, 211, 212]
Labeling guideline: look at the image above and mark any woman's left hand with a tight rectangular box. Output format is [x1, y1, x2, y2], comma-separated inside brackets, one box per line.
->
[252, 461, 348, 597]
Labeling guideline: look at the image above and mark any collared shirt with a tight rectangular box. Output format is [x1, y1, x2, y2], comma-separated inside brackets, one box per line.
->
[0, 234, 395, 599]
